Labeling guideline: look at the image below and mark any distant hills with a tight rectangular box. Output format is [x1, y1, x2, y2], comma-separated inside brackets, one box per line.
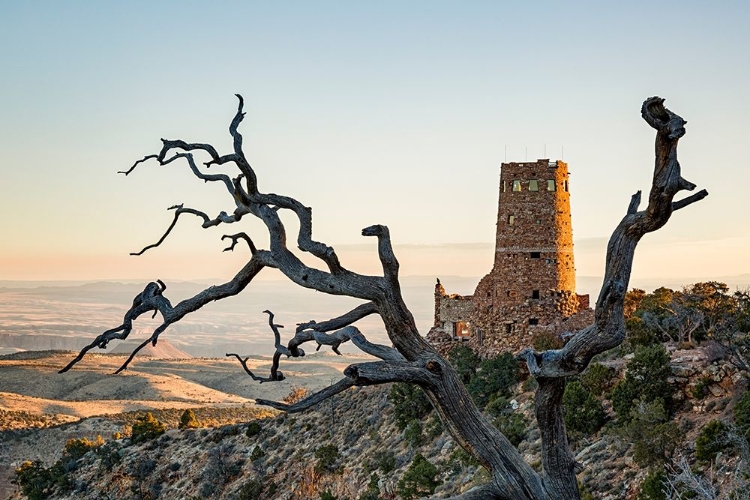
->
[1, 274, 748, 358]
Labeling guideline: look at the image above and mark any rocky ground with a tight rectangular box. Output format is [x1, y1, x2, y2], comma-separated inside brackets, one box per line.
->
[2, 344, 747, 499]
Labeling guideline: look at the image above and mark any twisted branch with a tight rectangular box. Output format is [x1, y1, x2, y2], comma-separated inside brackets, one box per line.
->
[222, 232, 257, 254]
[515, 97, 708, 498]
[225, 353, 284, 383]
[256, 361, 436, 412]
[131, 204, 249, 256]
[61, 253, 272, 373]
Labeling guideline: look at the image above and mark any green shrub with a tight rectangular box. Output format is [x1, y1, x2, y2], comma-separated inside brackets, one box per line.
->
[611, 378, 640, 423]
[14, 434, 108, 499]
[579, 481, 595, 500]
[246, 421, 262, 437]
[178, 409, 201, 429]
[580, 362, 615, 397]
[404, 420, 424, 448]
[691, 377, 712, 400]
[493, 412, 527, 446]
[626, 316, 658, 347]
[97, 442, 122, 472]
[563, 381, 606, 435]
[396, 454, 442, 500]
[14, 458, 72, 500]
[485, 396, 511, 418]
[734, 390, 750, 441]
[315, 444, 340, 474]
[695, 420, 729, 462]
[629, 345, 674, 406]
[611, 344, 674, 422]
[15, 461, 54, 500]
[250, 445, 265, 461]
[637, 467, 667, 500]
[320, 490, 337, 500]
[531, 331, 564, 351]
[237, 479, 264, 500]
[373, 450, 396, 474]
[64, 436, 104, 461]
[467, 353, 520, 409]
[389, 383, 433, 430]
[425, 414, 443, 439]
[447, 345, 480, 384]
[131, 412, 166, 444]
[358, 473, 381, 500]
[621, 398, 680, 467]
[448, 447, 480, 470]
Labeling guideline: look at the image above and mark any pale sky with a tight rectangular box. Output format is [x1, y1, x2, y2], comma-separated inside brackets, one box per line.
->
[1, 1, 749, 286]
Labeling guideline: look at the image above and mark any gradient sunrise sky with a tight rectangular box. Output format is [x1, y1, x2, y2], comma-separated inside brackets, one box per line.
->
[1, 1, 749, 285]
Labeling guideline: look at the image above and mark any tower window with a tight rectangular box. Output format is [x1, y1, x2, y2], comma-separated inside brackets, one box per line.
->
[532, 290, 540, 299]
[563, 180, 569, 192]
[502, 180, 507, 192]
[505, 324, 512, 334]
[530, 252, 540, 258]
[547, 179, 555, 191]
[512, 180, 522, 191]
[529, 318, 539, 325]
[508, 215, 515, 225]
[528, 179, 539, 191]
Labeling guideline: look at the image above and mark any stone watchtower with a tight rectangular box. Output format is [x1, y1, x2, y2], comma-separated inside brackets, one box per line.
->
[428, 159, 591, 356]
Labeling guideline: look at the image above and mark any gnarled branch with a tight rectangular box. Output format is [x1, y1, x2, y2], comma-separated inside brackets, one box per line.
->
[131, 204, 249, 256]
[222, 232, 257, 254]
[61, 252, 272, 373]
[516, 97, 707, 498]
[62, 95, 709, 500]
[225, 353, 284, 383]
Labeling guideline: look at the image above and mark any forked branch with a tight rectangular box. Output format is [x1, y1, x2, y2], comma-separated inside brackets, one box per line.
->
[515, 97, 708, 498]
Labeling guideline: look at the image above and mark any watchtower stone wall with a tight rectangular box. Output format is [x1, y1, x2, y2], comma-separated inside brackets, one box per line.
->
[427, 159, 592, 357]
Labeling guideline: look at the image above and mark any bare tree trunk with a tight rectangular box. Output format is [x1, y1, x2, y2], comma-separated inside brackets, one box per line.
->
[62, 95, 706, 499]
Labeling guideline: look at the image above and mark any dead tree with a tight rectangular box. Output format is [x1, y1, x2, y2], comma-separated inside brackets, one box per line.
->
[61, 95, 707, 499]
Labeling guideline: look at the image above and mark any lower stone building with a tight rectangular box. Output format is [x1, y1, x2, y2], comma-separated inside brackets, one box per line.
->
[427, 279, 593, 357]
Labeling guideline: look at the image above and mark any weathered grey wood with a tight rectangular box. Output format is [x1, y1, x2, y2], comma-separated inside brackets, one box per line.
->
[61, 95, 707, 500]
[225, 353, 285, 382]
[514, 97, 708, 499]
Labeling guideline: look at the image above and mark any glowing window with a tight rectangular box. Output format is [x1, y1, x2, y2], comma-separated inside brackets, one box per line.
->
[512, 180, 522, 191]
[502, 180, 507, 192]
[547, 180, 555, 191]
[529, 179, 539, 191]
[508, 215, 515, 225]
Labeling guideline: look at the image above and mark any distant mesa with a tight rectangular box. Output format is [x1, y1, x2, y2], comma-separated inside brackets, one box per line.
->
[110, 339, 192, 359]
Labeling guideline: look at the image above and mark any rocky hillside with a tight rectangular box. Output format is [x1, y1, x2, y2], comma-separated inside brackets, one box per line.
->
[5, 343, 749, 500]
